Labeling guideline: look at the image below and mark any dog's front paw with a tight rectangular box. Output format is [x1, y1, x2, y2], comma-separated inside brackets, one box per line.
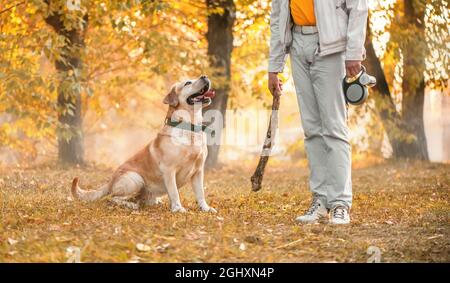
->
[200, 205, 217, 213]
[171, 206, 187, 213]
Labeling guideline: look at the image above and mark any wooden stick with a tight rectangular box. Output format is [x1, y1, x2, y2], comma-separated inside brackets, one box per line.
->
[251, 91, 281, 192]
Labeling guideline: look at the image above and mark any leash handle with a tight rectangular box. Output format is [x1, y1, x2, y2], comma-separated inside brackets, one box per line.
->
[344, 65, 367, 84]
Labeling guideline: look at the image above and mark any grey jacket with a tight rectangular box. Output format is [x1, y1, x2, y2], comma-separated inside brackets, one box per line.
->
[268, 0, 369, 73]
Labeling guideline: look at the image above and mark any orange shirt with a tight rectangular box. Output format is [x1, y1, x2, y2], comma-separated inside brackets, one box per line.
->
[290, 0, 316, 26]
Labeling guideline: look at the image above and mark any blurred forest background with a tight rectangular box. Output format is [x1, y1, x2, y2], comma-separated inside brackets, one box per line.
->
[0, 0, 449, 168]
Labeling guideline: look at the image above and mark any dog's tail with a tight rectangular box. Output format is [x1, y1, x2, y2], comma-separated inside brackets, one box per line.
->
[71, 177, 110, 201]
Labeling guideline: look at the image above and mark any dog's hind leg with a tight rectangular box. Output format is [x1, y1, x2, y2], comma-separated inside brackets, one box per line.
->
[109, 172, 145, 210]
[137, 187, 162, 207]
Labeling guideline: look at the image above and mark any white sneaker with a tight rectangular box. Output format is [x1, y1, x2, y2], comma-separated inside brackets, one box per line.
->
[330, 205, 350, 225]
[295, 198, 328, 224]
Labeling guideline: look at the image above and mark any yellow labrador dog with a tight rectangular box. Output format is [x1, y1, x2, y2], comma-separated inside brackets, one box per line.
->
[71, 75, 216, 213]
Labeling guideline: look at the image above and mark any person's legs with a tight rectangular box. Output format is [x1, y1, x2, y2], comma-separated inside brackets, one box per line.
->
[291, 31, 328, 207]
[291, 31, 330, 223]
[310, 50, 352, 211]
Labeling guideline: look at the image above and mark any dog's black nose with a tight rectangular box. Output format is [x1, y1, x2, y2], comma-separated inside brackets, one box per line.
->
[200, 75, 208, 80]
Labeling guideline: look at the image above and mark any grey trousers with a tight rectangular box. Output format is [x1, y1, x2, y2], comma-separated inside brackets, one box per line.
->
[290, 30, 352, 209]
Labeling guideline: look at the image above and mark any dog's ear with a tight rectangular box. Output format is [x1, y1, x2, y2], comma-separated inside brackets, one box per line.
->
[163, 86, 179, 107]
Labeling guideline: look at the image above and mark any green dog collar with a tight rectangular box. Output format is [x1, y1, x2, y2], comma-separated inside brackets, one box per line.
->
[165, 118, 215, 136]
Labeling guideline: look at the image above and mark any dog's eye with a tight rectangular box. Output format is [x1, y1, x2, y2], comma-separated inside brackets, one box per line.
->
[184, 81, 192, 87]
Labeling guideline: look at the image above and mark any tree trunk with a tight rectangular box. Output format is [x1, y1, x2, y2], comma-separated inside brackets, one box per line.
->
[204, 0, 235, 169]
[364, 23, 415, 158]
[365, 11, 428, 160]
[45, 9, 87, 165]
[364, 26, 403, 157]
[400, 0, 429, 160]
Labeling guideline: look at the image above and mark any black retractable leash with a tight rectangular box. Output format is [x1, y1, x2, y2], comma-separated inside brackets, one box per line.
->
[343, 65, 376, 105]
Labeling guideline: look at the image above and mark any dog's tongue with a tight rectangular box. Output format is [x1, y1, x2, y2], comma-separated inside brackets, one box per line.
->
[204, 89, 215, 98]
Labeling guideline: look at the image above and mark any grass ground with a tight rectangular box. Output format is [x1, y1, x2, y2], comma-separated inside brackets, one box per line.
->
[0, 160, 449, 262]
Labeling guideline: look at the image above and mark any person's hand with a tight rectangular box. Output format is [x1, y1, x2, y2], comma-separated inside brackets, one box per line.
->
[268, 72, 283, 96]
[345, 60, 362, 78]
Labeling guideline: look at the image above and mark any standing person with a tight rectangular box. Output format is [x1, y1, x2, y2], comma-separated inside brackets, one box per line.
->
[268, 0, 368, 224]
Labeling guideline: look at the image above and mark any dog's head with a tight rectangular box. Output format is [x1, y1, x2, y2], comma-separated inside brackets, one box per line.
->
[163, 75, 215, 110]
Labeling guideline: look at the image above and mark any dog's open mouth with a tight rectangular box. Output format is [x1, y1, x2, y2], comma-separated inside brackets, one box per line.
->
[187, 83, 215, 105]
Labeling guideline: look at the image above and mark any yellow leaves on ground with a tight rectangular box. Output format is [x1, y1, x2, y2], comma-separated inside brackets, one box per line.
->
[0, 161, 448, 262]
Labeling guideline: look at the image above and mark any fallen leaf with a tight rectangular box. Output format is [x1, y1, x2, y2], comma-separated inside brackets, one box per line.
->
[155, 243, 171, 253]
[136, 243, 151, 252]
[49, 224, 61, 231]
[7, 238, 18, 245]
[185, 232, 199, 241]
